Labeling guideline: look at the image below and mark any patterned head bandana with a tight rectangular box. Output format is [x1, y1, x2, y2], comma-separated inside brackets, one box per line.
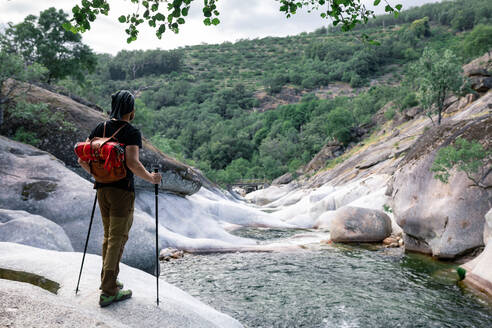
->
[110, 90, 135, 120]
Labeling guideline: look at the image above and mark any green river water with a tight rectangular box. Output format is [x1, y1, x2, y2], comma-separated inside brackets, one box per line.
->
[160, 228, 492, 328]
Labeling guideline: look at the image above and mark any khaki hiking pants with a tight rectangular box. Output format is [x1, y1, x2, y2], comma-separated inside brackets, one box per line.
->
[97, 187, 135, 296]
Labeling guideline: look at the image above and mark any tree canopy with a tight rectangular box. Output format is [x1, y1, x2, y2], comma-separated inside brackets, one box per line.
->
[462, 24, 492, 60]
[0, 50, 47, 126]
[50, 0, 492, 184]
[409, 48, 465, 125]
[64, 0, 402, 43]
[1, 7, 96, 83]
[3, 0, 489, 185]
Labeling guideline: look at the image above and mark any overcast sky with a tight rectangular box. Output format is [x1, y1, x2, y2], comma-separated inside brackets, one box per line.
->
[0, 0, 441, 55]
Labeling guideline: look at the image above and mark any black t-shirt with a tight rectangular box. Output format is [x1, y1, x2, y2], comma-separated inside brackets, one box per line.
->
[88, 120, 142, 192]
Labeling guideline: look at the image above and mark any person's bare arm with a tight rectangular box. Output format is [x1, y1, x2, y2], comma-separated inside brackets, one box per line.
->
[126, 145, 161, 184]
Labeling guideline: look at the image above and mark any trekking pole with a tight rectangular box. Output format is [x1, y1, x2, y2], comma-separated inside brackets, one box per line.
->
[154, 167, 160, 306]
[75, 193, 97, 295]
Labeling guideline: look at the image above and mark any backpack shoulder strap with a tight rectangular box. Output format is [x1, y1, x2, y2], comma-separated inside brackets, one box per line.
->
[109, 122, 128, 141]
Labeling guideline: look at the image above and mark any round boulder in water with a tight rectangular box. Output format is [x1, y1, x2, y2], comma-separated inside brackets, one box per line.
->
[330, 206, 392, 243]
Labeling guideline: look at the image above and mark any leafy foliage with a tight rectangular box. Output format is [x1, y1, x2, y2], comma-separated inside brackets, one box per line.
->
[409, 48, 465, 125]
[462, 24, 492, 60]
[48, 0, 492, 184]
[0, 50, 48, 126]
[382, 204, 393, 213]
[1, 7, 96, 83]
[6, 100, 75, 148]
[353, 0, 491, 33]
[13, 126, 41, 146]
[0, 51, 47, 99]
[108, 50, 182, 80]
[9, 100, 75, 130]
[409, 16, 431, 38]
[431, 138, 491, 189]
[64, 0, 401, 43]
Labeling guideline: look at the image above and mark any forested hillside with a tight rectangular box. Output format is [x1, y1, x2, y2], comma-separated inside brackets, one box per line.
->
[6, 0, 492, 184]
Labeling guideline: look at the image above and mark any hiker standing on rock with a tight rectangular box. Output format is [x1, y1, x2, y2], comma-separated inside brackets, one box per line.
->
[78, 90, 161, 307]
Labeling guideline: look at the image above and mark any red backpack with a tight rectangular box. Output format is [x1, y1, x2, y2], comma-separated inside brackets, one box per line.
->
[74, 122, 127, 183]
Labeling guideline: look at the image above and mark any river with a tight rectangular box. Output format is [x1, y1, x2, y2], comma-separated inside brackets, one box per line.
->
[160, 228, 492, 328]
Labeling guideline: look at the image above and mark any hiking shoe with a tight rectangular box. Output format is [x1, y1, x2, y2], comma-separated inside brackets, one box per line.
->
[99, 289, 132, 307]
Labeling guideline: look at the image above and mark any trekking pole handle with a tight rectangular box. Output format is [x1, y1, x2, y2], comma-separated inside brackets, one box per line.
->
[154, 167, 159, 195]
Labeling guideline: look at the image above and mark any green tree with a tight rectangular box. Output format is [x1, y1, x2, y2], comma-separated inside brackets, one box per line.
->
[224, 158, 250, 182]
[409, 16, 431, 38]
[0, 50, 47, 126]
[410, 48, 465, 125]
[431, 137, 491, 189]
[65, 0, 402, 43]
[462, 24, 492, 60]
[451, 8, 475, 31]
[394, 86, 418, 111]
[107, 49, 182, 80]
[2, 8, 96, 83]
[264, 73, 288, 95]
[325, 107, 354, 145]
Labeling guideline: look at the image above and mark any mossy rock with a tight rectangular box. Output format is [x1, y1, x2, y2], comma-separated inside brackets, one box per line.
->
[21, 181, 57, 201]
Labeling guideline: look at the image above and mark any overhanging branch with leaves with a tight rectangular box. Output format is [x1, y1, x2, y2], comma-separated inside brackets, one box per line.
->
[63, 0, 402, 43]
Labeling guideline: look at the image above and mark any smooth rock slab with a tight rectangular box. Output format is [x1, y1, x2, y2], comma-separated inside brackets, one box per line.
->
[461, 241, 492, 297]
[485, 209, 492, 245]
[0, 279, 122, 328]
[391, 116, 492, 258]
[0, 136, 175, 272]
[0, 242, 243, 328]
[0, 136, 282, 272]
[245, 184, 296, 206]
[330, 206, 392, 243]
[0, 209, 73, 252]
